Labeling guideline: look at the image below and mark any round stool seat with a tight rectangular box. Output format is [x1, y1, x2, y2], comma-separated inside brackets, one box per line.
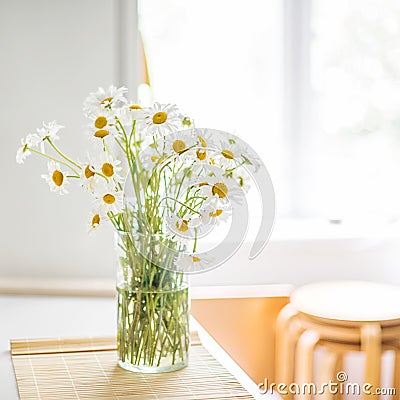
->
[291, 280, 400, 322]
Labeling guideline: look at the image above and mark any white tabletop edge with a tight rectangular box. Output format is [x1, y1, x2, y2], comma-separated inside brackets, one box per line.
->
[190, 284, 293, 299]
[191, 317, 280, 400]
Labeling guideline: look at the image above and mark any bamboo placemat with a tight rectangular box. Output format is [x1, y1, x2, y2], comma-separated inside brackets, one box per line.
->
[11, 333, 254, 400]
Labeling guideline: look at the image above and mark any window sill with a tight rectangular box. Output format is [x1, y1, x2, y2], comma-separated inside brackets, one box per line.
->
[270, 217, 400, 242]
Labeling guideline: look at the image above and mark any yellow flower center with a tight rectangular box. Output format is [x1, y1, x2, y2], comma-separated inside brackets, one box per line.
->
[196, 149, 207, 160]
[212, 182, 228, 198]
[103, 194, 116, 205]
[209, 209, 223, 217]
[172, 139, 186, 153]
[198, 136, 207, 147]
[152, 111, 168, 124]
[192, 256, 201, 263]
[100, 96, 113, 105]
[94, 129, 110, 138]
[84, 165, 95, 179]
[92, 214, 100, 227]
[151, 155, 159, 163]
[94, 116, 107, 129]
[176, 219, 189, 232]
[102, 163, 114, 177]
[199, 182, 208, 187]
[129, 104, 142, 110]
[52, 170, 64, 187]
[209, 157, 215, 165]
[221, 149, 235, 159]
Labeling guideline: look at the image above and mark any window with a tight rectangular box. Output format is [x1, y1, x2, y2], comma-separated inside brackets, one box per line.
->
[139, 0, 400, 225]
[138, 0, 287, 216]
[310, 0, 400, 223]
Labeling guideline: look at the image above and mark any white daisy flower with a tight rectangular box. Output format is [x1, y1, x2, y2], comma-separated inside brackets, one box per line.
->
[189, 131, 221, 164]
[216, 138, 262, 172]
[195, 130, 216, 149]
[197, 170, 244, 204]
[88, 207, 108, 233]
[194, 147, 208, 161]
[213, 139, 250, 168]
[16, 143, 30, 164]
[174, 132, 213, 163]
[16, 134, 41, 164]
[86, 107, 122, 142]
[93, 183, 124, 214]
[141, 146, 163, 170]
[36, 121, 64, 142]
[141, 103, 181, 136]
[165, 131, 196, 155]
[198, 200, 231, 225]
[41, 161, 69, 195]
[80, 156, 99, 192]
[83, 85, 128, 116]
[188, 199, 231, 235]
[118, 102, 145, 125]
[176, 254, 210, 270]
[98, 153, 123, 183]
[114, 103, 146, 146]
[166, 214, 198, 238]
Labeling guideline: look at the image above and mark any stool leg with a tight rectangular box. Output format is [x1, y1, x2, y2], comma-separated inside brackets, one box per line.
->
[295, 330, 320, 400]
[361, 323, 381, 399]
[319, 349, 337, 400]
[276, 304, 299, 384]
[288, 322, 308, 399]
[394, 345, 399, 400]
[334, 352, 344, 400]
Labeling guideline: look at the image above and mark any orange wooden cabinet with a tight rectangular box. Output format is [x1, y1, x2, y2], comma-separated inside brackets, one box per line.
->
[191, 295, 289, 385]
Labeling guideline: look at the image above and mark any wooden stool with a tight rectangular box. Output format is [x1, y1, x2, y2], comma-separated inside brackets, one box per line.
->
[316, 340, 400, 400]
[275, 281, 400, 400]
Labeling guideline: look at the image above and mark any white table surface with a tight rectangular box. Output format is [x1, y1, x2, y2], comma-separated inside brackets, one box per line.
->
[0, 294, 276, 399]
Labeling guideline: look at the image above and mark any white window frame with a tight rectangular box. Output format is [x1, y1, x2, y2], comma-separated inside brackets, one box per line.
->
[282, 0, 313, 218]
[116, 0, 141, 99]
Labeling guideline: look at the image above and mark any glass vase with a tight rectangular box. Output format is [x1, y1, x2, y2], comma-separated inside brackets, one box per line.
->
[115, 231, 189, 373]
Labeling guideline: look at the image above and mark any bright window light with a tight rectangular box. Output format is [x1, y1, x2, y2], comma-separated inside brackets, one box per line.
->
[139, 0, 287, 216]
[311, 0, 400, 222]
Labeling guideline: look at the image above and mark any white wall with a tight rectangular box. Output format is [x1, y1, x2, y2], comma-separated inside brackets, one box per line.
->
[0, 0, 122, 278]
[190, 234, 400, 287]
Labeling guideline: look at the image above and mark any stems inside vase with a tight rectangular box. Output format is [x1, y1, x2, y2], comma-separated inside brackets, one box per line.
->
[116, 232, 190, 373]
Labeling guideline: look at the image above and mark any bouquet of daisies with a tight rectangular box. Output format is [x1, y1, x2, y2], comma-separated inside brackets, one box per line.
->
[16, 85, 260, 371]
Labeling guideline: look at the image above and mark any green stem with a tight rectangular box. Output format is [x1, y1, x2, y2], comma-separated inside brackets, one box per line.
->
[193, 228, 198, 252]
[94, 171, 109, 182]
[159, 197, 201, 215]
[29, 148, 80, 175]
[47, 138, 81, 169]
